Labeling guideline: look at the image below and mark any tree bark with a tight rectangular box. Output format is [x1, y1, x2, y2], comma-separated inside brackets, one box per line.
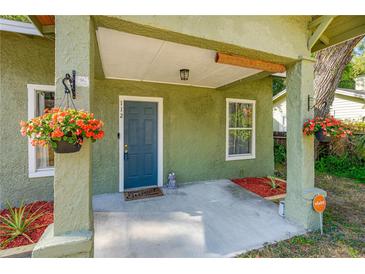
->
[314, 36, 364, 117]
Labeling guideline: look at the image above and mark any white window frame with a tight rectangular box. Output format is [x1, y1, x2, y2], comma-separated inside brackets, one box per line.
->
[27, 84, 55, 178]
[0, 18, 42, 36]
[226, 98, 256, 161]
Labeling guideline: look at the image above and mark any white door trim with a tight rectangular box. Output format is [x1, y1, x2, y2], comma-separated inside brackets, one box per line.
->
[119, 95, 163, 192]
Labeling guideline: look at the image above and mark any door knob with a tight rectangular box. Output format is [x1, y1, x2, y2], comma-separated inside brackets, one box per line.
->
[124, 144, 128, 160]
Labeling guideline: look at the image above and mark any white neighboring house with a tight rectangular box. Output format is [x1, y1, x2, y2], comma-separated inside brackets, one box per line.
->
[273, 75, 365, 132]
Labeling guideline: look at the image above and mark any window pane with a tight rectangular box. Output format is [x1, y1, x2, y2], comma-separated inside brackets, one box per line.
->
[228, 129, 252, 155]
[36, 91, 54, 116]
[36, 145, 54, 169]
[35, 91, 55, 169]
[229, 102, 253, 128]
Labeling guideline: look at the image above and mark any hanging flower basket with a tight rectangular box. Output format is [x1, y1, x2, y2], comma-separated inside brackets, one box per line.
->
[53, 140, 82, 153]
[303, 116, 352, 143]
[20, 108, 104, 154]
[315, 129, 332, 143]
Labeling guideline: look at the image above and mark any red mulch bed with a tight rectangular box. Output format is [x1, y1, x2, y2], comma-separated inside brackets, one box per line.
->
[231, 177, 286, 198]
[0, 201, 53, 250]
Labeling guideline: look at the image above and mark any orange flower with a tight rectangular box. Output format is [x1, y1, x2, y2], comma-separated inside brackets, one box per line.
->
[85, 131, 94, 138]
[57, 116, 65, 123]
[95, 131, 104, 139]
[76, 120, 84, 127]
[20, 128, 27, 136]
[51, 128, 64, 138]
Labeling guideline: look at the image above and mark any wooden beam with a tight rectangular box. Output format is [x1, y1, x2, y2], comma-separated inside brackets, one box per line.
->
[28, 16, 43, 35]
[312, 23, 365, 52]
[308, 16, 335, 50]
[319, 34, 330, 45]
[215, 52, 286, 73]
[42, 25, 55, 34]
[308, 16, 336, 30]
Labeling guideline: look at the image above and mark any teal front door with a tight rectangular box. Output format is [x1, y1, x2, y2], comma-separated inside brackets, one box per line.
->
[124, 101, 158, 189]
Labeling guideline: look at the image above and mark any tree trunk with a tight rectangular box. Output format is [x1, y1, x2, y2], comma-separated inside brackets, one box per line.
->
[314, 36, 364, 117]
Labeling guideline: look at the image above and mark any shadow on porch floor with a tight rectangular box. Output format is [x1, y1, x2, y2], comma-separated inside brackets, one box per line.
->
[92, 179, 305, 258]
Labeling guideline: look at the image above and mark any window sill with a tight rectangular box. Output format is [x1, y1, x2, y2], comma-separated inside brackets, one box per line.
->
[226, 154, 256, 161]
[29, 169, 54, 178]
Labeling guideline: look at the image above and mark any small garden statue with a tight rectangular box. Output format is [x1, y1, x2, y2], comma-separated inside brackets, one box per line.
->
[166, 171, 177, 189]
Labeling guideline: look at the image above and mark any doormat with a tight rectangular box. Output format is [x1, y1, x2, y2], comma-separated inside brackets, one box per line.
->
[124, 187, 164, 201]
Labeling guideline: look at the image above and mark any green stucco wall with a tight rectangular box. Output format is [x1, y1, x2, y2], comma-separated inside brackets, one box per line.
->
[0, 32, 55, 208]
[92, 78, 274, 194]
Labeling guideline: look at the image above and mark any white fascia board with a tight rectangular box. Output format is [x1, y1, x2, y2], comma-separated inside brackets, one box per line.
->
[0, 18, 42, 36]
[336, 89, 365, 100]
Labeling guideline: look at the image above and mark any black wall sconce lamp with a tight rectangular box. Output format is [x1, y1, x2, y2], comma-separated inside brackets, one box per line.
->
[308, 95, 327, 111]
[180, 69, 189, 81]
[62, 70, 76, 99]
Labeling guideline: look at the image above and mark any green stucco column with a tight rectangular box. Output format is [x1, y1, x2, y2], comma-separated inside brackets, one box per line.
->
[32, 16, 95, 258]
[285, 57, 326, 230]
[53, 16, 94, 236]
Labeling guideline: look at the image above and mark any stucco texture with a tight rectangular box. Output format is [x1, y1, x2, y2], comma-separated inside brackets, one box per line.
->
[95, 15, 311, 64]
[92, 78, 274, 194]
[53, 16, 94, 236]
[0, 32, 55, 207]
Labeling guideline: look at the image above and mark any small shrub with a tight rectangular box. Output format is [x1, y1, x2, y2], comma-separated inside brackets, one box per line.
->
[354, 135, 365, 160]
[344, 121, 365, 134]
[274, 143, 286, 165]
[315, 155, 365, 183]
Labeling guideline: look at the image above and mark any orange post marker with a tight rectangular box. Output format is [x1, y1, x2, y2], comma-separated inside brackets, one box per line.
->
[313, 194, 326, 213]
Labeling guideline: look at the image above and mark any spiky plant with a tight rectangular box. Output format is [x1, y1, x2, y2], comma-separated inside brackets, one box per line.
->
[0, 201, 47, 249]
[267, 176, 279, 189]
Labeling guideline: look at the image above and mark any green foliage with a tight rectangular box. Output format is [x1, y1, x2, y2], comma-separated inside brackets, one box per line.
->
[266, 176, 278, 189]
[274, 143, 286, 165]
[345, 121, 365, 134]
[272, 77, 286, 96]
[239, 174, 365, 258]
[338, 38, 365, 88]
[0, 201, 46, 249]
[355, 135, 365, 160]
[315, 155, 365, 183]
[0, 15, 30, 22]
[338, 64, 355, 89]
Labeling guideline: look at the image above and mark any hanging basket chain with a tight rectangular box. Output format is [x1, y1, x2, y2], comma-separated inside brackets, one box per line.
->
[59, 72, 77, 110]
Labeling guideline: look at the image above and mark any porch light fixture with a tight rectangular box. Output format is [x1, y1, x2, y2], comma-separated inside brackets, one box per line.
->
[180, 69, 189, 81]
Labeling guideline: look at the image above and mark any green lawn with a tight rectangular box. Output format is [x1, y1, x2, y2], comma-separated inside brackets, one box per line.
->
[238, 173, 365, 258]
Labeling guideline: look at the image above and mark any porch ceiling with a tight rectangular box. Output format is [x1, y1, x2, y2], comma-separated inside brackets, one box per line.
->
[96, 27, 262, 88]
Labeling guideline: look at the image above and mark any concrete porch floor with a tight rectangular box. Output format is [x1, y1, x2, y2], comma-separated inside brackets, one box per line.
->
[93, 179, 305, 258]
